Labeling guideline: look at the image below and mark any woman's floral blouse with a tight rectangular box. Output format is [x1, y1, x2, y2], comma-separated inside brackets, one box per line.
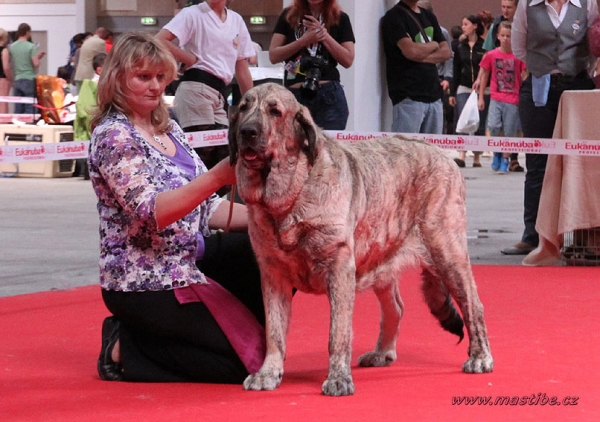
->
[88, 111, 223, 291]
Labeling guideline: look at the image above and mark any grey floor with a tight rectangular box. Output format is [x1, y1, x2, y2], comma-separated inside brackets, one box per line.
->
[0, 153, 527, 298]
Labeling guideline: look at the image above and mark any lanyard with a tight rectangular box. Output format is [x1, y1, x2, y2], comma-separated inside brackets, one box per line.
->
[295, 14, 323, 57]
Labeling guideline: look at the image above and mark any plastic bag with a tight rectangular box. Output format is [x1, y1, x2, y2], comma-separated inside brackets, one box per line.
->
[456, 90, 480, 134]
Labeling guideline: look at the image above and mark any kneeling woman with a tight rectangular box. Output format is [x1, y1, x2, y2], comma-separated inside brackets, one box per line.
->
[269, 0, 355, 130]
[89, 33, 265, 383]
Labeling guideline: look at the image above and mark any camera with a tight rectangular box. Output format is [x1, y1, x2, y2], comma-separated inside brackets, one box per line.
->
[299, 55, 329, 99]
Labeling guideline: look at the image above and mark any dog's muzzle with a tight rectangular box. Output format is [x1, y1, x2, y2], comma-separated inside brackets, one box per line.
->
[238, 123, 267, 168]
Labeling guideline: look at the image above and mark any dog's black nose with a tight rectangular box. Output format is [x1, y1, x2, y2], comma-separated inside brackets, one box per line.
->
[240, 124, 260, 143]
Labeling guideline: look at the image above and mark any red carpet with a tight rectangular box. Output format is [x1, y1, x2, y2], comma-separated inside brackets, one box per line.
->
[1, 265, 599, 422]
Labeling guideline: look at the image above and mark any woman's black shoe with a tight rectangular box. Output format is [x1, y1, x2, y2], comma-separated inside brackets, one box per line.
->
[454, 158, 466, 168]
[98, 316, 124, 381]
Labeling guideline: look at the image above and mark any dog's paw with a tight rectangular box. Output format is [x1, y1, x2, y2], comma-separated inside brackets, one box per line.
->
[462, 355, 494, 374]
[322, 375, 355, 396]
[243, 369, 283, 391]
[357, 350, 396, 367]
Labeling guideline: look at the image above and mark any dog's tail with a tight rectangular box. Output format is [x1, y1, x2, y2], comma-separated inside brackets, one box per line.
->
[421, 269, 464, 342]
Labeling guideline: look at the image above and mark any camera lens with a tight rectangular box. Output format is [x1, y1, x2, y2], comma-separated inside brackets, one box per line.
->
[300, 68, 321, 99]
[301, 82, 318, 98]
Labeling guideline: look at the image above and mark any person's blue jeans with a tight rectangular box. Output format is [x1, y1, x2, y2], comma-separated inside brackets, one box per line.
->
[13, 78, 36, 114]
[290, 81, 349, 130]
[392, 98, 443, 134]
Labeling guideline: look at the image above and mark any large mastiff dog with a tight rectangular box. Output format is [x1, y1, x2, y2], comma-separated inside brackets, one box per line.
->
[228, 83, 493, 396]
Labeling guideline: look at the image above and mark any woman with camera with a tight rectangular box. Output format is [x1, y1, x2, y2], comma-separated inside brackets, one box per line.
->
[269, 0, 355, 130]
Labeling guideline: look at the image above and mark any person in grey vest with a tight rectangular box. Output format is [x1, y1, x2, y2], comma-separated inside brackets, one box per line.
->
[501, 0, 598, 256]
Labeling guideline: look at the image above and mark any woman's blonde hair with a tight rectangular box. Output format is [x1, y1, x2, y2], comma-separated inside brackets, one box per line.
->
[0, 28, 8, 45]
[90, 32, 178, 133]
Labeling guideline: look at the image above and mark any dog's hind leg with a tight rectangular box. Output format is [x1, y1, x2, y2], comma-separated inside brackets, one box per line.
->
[419, 177, 493, 373]
[424, 242, 494, 374]
[358, 281, 404, 367]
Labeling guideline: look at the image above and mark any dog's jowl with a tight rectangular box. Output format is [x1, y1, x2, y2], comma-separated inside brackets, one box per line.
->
[229, 83, 493, 396]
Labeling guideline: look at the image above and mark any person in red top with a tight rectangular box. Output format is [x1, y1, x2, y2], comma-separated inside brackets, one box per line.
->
[478, 21, 526, 173]
[104, 30, 113, 52]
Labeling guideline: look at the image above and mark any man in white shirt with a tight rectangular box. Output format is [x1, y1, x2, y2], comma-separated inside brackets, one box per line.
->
[156, 0, 254, 134]
[501, 0, 599, 256]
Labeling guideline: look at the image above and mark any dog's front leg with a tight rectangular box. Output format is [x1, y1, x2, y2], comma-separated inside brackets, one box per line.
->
[322, 251, 356, 396]
[243, 279, 292, 391]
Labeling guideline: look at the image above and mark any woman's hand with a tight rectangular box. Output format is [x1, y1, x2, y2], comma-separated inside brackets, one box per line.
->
[269, 13, 354, 69]
[209, 200, 249, 232]
[302, 14, 355, 68]
[180, 51, 199, 70]
[211, 157, 237, 187]
[155, 157, 236, 229]
[298, 15, 327, 47]
[155, 29, 198, 69]
[449, 96, 457, 107]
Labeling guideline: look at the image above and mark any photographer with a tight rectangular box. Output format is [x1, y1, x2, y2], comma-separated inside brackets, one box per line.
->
[269, 0, 355, 130]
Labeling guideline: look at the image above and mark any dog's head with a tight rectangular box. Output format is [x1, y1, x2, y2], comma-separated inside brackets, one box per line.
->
[228, 83, 317, 170]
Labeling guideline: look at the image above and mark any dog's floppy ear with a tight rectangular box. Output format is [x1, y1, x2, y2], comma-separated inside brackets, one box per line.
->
[295, 106, 317, 166]
[228, 109, 239, 165]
